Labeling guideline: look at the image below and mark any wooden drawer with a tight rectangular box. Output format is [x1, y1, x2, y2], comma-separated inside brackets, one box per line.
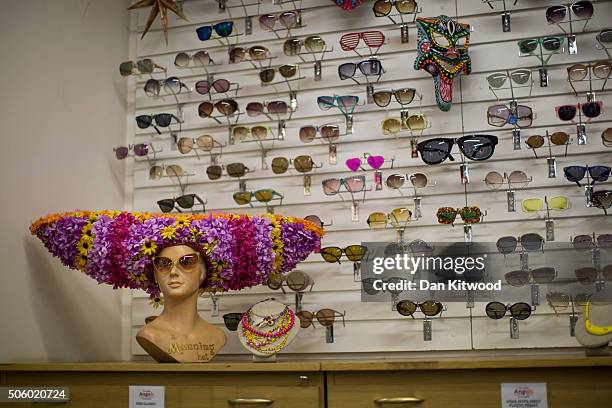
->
[3, 369, 323, 408]
[327, 367, 612, 408]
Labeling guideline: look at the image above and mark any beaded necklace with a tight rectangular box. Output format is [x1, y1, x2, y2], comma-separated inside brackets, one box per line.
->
[241, 306, 296, 355]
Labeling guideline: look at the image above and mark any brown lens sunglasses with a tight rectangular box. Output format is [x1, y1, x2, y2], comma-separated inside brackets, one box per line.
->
[297, 309, 345, 328]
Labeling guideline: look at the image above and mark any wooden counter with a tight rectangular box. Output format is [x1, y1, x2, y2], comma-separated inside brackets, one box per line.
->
[2, 356, 612, 407]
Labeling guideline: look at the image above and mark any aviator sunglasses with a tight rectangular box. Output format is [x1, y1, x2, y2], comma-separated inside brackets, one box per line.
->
[417, 135, 498, 164]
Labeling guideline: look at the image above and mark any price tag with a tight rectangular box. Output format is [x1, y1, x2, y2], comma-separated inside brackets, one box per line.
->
[501, 383, 547, 408]
[129, 386, 165, 408]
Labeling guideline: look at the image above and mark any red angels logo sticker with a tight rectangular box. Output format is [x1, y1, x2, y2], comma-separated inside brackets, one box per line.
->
[139, 390, 155, 400]
[513, 387, 534, 398]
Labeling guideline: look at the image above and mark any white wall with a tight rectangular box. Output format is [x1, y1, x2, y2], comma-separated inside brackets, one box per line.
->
[128, 0, 612, 358]
[0, 0, 130, 362]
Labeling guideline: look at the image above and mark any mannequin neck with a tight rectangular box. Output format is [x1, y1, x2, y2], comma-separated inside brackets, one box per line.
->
[158, 292, 201, 335]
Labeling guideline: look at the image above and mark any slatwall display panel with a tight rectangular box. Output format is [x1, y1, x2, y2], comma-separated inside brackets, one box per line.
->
[128, 0, 612, 357]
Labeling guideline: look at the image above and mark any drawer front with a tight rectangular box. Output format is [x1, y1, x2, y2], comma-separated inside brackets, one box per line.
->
[328, 367, 612, 408]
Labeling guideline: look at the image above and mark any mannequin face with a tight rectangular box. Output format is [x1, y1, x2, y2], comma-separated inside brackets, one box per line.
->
[153, 245, 205, 300]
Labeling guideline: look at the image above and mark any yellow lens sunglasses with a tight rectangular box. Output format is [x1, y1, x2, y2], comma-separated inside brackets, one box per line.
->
[522, 196, 569, 212]
[367, 208, 412, 229]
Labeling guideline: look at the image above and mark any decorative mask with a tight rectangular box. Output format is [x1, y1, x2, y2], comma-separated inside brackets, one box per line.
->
[330, 0, 364, 10]
[414, 15, 471, 112]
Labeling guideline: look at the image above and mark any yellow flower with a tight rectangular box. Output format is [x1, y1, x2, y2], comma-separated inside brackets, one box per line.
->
[88, 213, 99, 223]
[175, 218, 190, 228]
[161, 225, 177, 240]
[148, 296, 164, 308]
[141, 240, 157, 255]
[76, 239, 92, 256]
[190, 227, 202, 239]
[81, 224, 94, 241]
[75, 254, 88, 271]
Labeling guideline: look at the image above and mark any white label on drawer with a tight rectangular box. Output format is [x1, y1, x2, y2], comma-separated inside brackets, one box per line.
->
[501, 383, 548, 408]
[129, 385, 165, 408]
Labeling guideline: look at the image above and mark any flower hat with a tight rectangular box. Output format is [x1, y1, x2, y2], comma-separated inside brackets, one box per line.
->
[30, 211, 323, 306]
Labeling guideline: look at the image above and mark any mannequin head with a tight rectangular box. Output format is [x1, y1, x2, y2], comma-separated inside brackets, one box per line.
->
[152, 245, 206, 301]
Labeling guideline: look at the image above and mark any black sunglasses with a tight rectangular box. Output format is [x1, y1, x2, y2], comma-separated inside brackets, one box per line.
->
[564, 165, 611, 187]
[417, 135, 498, 165]
[136, 113, 180, 135]
[157, 194, 206, 213]
[485, 302, 532, 320]
[338, 58, 384, 80]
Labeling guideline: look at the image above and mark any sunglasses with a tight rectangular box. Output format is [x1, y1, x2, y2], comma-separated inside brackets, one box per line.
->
[283, 36, 326, 56]
[317, 95, 360, 113]
[297, 309, 345, 329]
[436, 206, 482, 226]
[496, 233, 545, 254]
[322, 176, 366, 195]
[119, 58, 165, 76]
[575, 266, 599, 284]
[144, 77, 189, 97]
[572, 233, 612, 250]
[386, 173, 428, 189]
[299, 125, 340, 143]
[556, 101, 603, 121]
[487, 104, 533, 128]
[114, 144, 149, 159]
[271, 155, 320, 174]
[340, 31, 385, 51]
[522, 196, 569, 212]
[304, 214, 331, 228]
[157, 194, 206, 213]
[174, 51, 214, 68]
[592, 190, 612, 215]
[229, 45, 271, 64]
[149, 164, 185, 181]
[518, 36, 564, 54]
[373, 0, 418, 16]
[397, 300, 443, 317]
[321, 245, 366, 263]
[198, 99, 239, 118]
[546, 1, 593, 24]
[367, 208, 412, 229]
[484, 170, 530, 190]
[152, 252, 200, 275]
[177, 135, 222, 154]
[196, 21, 233, 41]
[417, 135, 498, 164]
[224, 162, 250, 178]
[372, 88, 416, 107]
[195, 79, 233, 95]
[486, 302, 532, 320]
[136, 113, 180, 134]
[567, 61, 611, 82]
[486, 69, 531, 88]
[546, 292, 592, 315]
[268, 270, 313, 293]
[232, 126, 271, 142]
[338, 59, 384, 80]
[505, 268, 557, 286]
[223, 313, 242, 331]
[246, 101, 289, 118]
[259, 11, 300, 31]
[381, 115, 428, 135]
[233, 189, 283, 206]
[260, 64, 298, 83]
[346, 155, 384, 172]
[525, 131, 569, 149]
[205, 164, 224, 180]
[563, 165, 611, 187]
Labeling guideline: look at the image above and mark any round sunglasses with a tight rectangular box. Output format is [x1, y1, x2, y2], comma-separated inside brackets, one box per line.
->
[486, 302, 532, 320]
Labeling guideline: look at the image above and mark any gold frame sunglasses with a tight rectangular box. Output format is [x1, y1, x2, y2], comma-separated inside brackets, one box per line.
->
[367, 208, 412, 229]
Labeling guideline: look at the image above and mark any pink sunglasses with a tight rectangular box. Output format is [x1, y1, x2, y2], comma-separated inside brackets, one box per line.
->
[345, 155, 385, 171]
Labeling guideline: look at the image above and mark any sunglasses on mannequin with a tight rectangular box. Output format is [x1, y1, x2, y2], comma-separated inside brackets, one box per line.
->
[152, 253, 200, 275]
[417, 135, 498, 164]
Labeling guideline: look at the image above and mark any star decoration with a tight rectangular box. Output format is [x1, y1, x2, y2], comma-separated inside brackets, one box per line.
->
[128, 0, 188, 45]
